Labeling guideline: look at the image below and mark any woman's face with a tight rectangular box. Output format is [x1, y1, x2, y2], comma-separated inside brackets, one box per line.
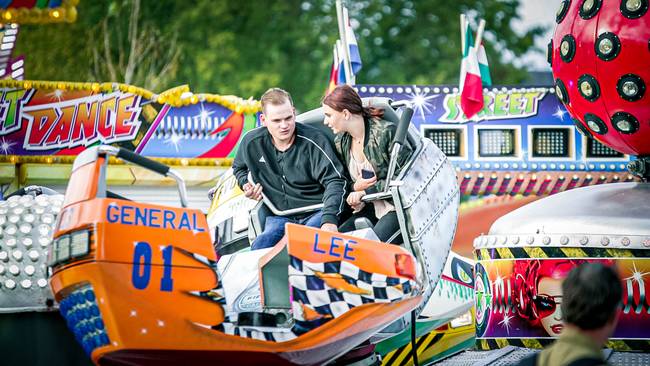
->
[322, 104, 347, 134]
[537, 277, 564, 336]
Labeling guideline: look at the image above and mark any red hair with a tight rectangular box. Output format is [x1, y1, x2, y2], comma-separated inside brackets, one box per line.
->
[322, 84, 384, 120]
[513, 259, 590, 326]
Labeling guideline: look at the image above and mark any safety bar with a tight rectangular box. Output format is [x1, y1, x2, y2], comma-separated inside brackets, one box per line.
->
[389, 100, 410, 108]
[247, 172, 323, 216]
[97, 145, 189, 207]
[384, 106, 414, 193]
[361, 191, 393, 203]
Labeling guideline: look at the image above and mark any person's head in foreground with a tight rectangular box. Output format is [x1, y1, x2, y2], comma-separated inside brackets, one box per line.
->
[561, 262, 622, 344]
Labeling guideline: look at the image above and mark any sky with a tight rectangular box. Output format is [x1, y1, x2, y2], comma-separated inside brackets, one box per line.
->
[512, 0, 563, 71]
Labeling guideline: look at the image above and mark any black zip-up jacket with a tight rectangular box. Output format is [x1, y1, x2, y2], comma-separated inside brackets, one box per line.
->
[232, 123, 347, 226]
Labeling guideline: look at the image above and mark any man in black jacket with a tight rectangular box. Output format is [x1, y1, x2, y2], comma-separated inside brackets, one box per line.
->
[232, 88, 346, 250]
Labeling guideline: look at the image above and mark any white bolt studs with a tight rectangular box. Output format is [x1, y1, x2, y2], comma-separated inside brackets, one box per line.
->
[24, 265, 35, 276]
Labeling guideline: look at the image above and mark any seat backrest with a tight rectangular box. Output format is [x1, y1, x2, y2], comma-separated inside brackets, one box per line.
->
[296, 107, 336, 144]
[295, 97, 398, 147]
[392, 136, 460, 315]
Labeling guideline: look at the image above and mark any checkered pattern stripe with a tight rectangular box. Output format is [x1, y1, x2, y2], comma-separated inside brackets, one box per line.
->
[193, 253, 416, 342]
[289, 256, 417, 322]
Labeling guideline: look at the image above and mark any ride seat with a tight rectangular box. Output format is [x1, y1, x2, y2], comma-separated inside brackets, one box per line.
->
[248, 201, 272, 243]
[296, 97, 399, 148]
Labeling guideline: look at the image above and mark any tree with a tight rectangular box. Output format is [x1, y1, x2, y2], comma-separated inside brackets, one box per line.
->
[89, 0, 180, 90]
[15, 0, 545, 110]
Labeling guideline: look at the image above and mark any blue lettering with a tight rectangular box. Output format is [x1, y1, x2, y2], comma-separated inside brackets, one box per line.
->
[178, 212, 191, 230]
[312, 233, 326, 254]
[149, 209, 161, 228]
[160, 245, 174, 291]
[121, 206, 134, 225]
[107, 204, 119, 223]
[191, 213, 205, 232]
[134, 207, 147, 226]
[329, 237, 342, 258]
[343, 239, 357, 260]
[107, 205, 208, 232]
[131, 242, 152, 290]
[163, 210, 176, 230]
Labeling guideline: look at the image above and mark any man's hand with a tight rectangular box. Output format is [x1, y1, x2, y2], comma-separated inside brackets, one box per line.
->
[320, 223, 338, 232]
[242, 182, 263, 201]
[353, 176, 377, 191]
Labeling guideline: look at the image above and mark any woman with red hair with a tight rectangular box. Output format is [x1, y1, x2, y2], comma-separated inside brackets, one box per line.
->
[322, 85, 412, 244]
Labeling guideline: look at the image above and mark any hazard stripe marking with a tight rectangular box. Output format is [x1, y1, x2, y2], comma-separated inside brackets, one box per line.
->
[475, 247, 650, 260]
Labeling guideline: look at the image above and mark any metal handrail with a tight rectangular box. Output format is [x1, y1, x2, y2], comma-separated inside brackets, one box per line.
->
[248, 172, 323, 216]
[97, 145, 189, 207]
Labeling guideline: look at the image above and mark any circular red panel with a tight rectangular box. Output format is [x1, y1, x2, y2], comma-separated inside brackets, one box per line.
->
[551, 0, 650, 156]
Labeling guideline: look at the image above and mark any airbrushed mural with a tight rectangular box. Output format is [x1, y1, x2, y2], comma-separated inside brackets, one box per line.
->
[474, 258, 650, 340]
[0, 81, 260, 158]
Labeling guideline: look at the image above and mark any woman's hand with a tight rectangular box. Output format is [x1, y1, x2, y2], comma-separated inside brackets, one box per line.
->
[353, 176, 377, 191]
[347, 191, 366, 212]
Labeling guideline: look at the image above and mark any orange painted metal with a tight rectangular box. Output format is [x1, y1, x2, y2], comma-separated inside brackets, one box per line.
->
[62, 157, 103, 207]
[285, 224, 415, 278]
[50, 159, 422, 365]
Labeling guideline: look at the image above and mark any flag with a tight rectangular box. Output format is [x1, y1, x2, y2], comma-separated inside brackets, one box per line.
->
[326, 45, 339, 94]
[477, 42, 492, 86]
[343, 7, 362, 75]
[336, 40, 347, 84]
[459, 19, 483, 119]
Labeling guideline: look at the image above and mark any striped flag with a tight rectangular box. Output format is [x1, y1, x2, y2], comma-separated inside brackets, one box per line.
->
[336, 40, 347, 84]
[326, 44, 340, 94]
[459, 19, 483, 119]
[343, 7, 362, 75]
[477, 41, 492, 86]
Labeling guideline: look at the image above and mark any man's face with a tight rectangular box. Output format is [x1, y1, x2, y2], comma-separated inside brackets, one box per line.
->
[262, 100, 296, 145]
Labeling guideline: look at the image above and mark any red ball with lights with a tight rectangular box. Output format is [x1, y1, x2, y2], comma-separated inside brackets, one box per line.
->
[550, 0, 649, 158]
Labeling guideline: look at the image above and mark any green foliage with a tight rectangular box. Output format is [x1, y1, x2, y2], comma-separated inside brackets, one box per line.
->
[15, 0, 545, 111]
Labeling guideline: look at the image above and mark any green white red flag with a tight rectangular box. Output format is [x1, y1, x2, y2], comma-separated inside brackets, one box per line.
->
[459, 16, 491, 119]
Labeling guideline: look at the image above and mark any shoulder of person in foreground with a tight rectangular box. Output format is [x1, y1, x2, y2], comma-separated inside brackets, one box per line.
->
[515, 351, 606, 366]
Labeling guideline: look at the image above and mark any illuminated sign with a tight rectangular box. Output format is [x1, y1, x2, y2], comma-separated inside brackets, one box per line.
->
[0, 89, 143, 150]
[441, 91, 546, 123]
[0, 81, 261, 158]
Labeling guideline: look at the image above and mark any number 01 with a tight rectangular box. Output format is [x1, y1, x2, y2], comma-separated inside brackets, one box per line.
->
[131, 242, 174, 292]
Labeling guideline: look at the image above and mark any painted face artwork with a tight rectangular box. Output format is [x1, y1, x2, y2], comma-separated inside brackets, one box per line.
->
[474, 257, 650, 342]
[537, 277, 564, 336]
